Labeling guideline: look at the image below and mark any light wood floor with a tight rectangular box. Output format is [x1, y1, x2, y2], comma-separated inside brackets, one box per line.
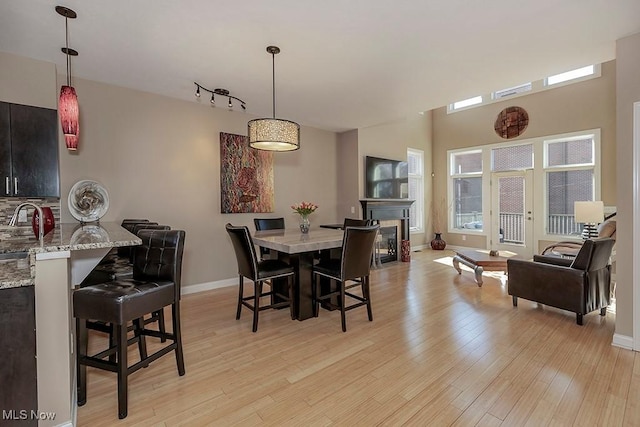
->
[78, 249, 640, 426]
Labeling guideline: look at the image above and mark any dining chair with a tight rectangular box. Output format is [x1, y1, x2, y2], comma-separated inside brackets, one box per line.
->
[226, 223, 295, 332]
[74, 229, 186, 419]
[253, 217, 285, 260]
[334, 218, 381, 267]
[312, 224, 379, 332]
[342, 218, 371, 228]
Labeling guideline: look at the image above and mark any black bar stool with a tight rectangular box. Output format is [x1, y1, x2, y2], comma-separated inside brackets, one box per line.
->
[226, 223, 295, 332]
[74, 229, 186, 419]
[312, 225, 379, 332]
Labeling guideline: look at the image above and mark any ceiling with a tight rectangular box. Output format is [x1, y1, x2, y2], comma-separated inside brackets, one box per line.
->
[2, 1, 640, 133]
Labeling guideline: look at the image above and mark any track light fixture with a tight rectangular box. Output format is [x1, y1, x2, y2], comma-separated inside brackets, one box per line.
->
[194, 83, 245, 111]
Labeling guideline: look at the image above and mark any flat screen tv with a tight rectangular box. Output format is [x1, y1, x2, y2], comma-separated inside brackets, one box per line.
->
[365, 156, 409, 199]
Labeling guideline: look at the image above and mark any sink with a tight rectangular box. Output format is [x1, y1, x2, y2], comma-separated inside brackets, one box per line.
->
[0, 251, 29, 261]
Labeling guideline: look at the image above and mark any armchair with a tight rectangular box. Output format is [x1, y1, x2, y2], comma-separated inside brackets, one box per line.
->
[507, 237, 615, 325]
[541, 215, 616, 257]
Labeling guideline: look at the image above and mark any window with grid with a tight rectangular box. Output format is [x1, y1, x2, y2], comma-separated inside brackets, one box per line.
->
[450, 150, 483, 231]
[407, 148, 424, 232]
[545, 136, 595, 236]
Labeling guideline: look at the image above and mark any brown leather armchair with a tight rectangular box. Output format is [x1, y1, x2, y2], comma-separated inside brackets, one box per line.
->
[541, 216, 616, 257]
[507, 237, 615, 325]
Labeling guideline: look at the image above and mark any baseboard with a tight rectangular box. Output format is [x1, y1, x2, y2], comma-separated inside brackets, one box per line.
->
[612, 333, 634, 350]
[181, 278, 236, 295]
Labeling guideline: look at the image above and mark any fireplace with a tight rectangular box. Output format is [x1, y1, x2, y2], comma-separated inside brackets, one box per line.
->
[360, 199, 414, 263]
[379, 226, 398, 262]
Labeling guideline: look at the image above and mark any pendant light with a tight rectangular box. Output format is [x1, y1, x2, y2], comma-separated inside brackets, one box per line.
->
[248, 46, 300, 151]
[56, 6, 80, 151]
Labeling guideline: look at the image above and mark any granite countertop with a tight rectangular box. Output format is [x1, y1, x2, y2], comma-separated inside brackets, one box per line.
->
[253, 228, 344, 254]
[0, 222, 141, 289]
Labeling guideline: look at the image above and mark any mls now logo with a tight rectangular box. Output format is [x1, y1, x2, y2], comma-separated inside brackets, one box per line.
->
[2, 410, 56, 421]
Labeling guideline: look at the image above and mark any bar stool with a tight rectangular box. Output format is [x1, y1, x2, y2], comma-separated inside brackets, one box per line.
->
[226, 223, 295, 332]
[74, 229, 186, 419]
[312, 225, 379, 332]
[253, 217, 285, 260]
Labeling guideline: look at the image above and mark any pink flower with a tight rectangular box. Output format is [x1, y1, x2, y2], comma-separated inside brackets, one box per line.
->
[291, 201, 318, 216]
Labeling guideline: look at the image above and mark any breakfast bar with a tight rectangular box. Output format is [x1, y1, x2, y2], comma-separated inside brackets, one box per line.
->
[0, 222, 140, 427]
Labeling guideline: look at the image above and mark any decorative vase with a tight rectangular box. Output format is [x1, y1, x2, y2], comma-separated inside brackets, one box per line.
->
[430, 232, 446, 250]
[32, 206, 55, 238]
[401, 239, 411, 262]
[299, 215, 310, 234]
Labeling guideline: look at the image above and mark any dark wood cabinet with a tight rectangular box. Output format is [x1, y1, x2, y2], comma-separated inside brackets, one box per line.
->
[0, 102, 60, 198]
[0, 286, 37, 426]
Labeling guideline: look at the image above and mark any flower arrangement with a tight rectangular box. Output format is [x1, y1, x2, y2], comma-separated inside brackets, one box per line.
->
[291, 201, 318, 217]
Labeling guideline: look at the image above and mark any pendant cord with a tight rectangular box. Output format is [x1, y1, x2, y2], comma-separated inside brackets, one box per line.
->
[271, 52, 276, 119]
[65, 17, 71, 86]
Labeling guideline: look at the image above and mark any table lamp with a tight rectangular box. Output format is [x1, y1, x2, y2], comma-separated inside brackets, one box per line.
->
[574, 201, 604, 239]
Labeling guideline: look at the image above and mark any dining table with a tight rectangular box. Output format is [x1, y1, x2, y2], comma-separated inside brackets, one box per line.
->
[252, 227, 344, 320]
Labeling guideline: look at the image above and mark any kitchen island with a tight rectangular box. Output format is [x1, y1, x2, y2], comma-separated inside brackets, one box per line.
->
[0, 222, 140, 427]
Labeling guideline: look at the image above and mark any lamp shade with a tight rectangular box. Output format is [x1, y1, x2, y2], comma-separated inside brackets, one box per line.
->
[248, 118, 300, 151]
[574, 201, 604, 223]
[59, 85, 79, 150]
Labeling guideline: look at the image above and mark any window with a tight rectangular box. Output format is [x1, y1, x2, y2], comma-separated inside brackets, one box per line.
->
[493, 82, 532, 100]
[545, 135, 596, 236]
[407, 148, 424, 232]
[546, 65, 595, 86]
[491, 144, 533, 171]
[446, 129, 600, 242]
[450, 150, 483, 231]
[451, 96, 483, 111]
[447, 64, 601, 113]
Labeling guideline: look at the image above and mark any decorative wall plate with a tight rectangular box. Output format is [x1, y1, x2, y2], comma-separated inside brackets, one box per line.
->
[68, 180, 109, 223]
[494, 106, 529, 139]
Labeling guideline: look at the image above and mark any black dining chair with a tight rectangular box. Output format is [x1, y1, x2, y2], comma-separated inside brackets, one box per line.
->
[342, 218, 371, 228]
[253, 217, 285, 260]
[74, 229, 186, 419]
[331, 218, 378, 264]
[226, 223, 295, 332]
[312, 224, 379, 332]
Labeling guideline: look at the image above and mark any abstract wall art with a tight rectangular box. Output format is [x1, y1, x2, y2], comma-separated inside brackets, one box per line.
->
[220, 132, 274, 213]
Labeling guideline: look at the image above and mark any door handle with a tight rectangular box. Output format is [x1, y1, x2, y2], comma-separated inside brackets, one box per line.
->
[14, 177, 18, 195]
[5, 177, 9, 195]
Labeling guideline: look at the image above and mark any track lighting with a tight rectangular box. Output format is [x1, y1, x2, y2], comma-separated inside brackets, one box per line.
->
[193, 83, 246, 111]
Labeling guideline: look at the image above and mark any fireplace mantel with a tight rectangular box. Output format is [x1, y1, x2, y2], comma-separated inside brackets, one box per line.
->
[360, 199, 414, 242]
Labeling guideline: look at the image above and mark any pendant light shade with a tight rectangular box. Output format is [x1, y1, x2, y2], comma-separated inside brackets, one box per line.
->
[248, 46, 300, 152]
[248, 118, 300, 151]
[59, 85, 79, 150]
[56, 6, 79, 151]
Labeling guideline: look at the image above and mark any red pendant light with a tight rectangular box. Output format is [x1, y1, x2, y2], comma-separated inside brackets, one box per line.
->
[59, 85, 79, 150]
[56, 6, 79, 151]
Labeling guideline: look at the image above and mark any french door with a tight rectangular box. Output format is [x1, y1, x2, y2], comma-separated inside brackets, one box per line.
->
[490, 170, 534, 258]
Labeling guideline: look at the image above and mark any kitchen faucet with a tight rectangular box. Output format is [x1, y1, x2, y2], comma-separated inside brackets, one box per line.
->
[9, 202, 44, 246]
